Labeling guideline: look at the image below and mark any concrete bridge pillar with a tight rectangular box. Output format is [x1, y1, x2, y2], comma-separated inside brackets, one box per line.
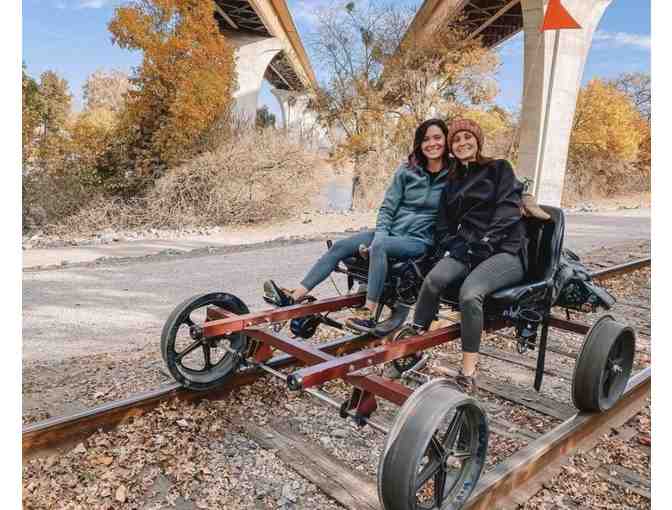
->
[517, 0, 612, 206]
[270, 88, 310, 130]
[228, 33, 284, 124]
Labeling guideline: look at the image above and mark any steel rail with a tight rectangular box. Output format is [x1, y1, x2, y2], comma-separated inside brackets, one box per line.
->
[465, 367, 651, 509]
[22, 332, 376, 457]
[589, 257, 650, 281]
[22, 257, 650, 461]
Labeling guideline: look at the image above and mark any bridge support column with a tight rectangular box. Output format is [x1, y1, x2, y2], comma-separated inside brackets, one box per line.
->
[229, 33, 284, 124]
[270, 88, 310, 130]
[517, 0, 612, 206]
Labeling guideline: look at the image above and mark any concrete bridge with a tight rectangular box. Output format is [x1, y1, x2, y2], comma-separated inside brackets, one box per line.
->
[215, 0, 612, 206]
[213, 0, 316, 130]
[406, 0, 612, 206]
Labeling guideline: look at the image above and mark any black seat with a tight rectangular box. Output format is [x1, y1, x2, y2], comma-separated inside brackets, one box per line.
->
[487, 205, 565, 307]
[340, 251, 431, 282]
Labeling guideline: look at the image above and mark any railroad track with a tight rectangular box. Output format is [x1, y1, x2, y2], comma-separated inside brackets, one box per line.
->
[23, 257, 651, 509]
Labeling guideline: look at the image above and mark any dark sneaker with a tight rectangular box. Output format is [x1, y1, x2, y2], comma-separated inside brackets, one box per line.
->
[263, 280, 294, 307]
[452, 370, 478, 397]
[373, 305, 411, 337]
[346, 317, 378, 333]
[385, 324, 428, 377]
[384, 352, 429, 379]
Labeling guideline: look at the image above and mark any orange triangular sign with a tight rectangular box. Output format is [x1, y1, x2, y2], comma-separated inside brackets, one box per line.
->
[540, 0, 581, 31]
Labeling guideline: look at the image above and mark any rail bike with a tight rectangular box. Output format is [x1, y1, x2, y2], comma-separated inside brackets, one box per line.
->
[160, 205, 636, 510]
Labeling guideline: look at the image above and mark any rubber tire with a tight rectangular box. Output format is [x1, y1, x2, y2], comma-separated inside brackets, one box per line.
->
[378, 378, 489, 510]
[572, 314, 636, 412]
[161, 292, 250, 391]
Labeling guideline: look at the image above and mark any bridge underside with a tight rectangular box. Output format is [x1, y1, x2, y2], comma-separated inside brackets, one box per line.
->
[214, 0, 306, 91]
[407, 0, 524, 49]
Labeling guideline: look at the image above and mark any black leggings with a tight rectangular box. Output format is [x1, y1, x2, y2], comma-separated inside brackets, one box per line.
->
[413, 253, 524, 353]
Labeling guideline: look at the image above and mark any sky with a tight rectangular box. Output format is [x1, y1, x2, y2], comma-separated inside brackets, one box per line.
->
[22, 0, 651, 117]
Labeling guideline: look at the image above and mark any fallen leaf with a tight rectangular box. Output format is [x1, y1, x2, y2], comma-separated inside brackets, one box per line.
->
[115, 485, 127, 503]
[96, 456, 114, 466]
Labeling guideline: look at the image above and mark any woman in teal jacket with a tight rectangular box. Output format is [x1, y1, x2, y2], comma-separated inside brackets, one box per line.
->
[264, 118, 452, 333]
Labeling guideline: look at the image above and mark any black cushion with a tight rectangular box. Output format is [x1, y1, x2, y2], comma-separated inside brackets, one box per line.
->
[341, 253, 428, 279]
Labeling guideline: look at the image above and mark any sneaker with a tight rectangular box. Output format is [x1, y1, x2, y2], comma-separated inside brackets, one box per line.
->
[452, 370, 478, 397]
[346, 317, 378, 333]
[373, 305, 411, 337]
[263, 280, 294, 307]
[394, 353, 429, 377]
[389, 324, 428, 376]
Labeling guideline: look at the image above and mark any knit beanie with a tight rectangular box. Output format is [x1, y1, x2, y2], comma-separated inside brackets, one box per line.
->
[447, 118, 484, 153]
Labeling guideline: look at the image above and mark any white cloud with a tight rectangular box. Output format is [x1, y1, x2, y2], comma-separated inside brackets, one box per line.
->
[593, 30, 651, 50]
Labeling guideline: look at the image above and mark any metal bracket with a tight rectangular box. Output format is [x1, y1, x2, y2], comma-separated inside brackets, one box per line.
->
[253, 343, 274, 363]
[339, 388, 378, 427]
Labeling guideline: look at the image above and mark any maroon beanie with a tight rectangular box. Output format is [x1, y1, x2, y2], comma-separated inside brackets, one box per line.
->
[447, 118, 484, 153]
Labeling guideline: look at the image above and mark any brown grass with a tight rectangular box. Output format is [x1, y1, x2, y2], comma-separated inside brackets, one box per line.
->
[35, 129, 320, 236]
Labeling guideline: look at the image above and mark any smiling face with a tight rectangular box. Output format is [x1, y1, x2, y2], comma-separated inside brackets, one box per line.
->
[421, 125, 446, 164]
[451, 130, 478, 163]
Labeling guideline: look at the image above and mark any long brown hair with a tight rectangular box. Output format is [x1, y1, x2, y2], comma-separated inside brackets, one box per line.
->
[407, 118, 452, 171]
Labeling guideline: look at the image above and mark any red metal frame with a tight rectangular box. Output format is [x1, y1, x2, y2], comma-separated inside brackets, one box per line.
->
[205, 294, 595, 419]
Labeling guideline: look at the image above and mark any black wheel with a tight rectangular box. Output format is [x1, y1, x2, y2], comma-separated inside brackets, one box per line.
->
[160, 292, 250, 391]
[572, 314, 636, 412]
[378, 379, 489, 510]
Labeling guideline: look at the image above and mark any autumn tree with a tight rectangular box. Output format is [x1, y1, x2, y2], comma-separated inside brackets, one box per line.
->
[83, 69, 130, 113]
[22, 64, 41, 164]
[571, 79, 643, 161]
[309, 0, 499, 203]
[566, 78, 648, 198]
[610, 72, 651, 173]
[36, 71, 71, 144]
[106, 0, 237, 189]
[610, 72, 650, 122]
[256, 105, 276, 129]
[33, 70, 73, 172]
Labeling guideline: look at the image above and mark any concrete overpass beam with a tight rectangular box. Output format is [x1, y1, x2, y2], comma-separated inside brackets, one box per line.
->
[229, 33, 284, 124]
[517, 0, 612, 206]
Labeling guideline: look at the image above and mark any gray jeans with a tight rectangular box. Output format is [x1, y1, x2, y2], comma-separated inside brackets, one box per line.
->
[301, 230, 426, 303]
[413, 252, 524, 353]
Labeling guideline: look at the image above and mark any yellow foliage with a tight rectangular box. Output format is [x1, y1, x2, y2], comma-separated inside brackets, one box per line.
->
[571, 79, 644, 161]
[460, 109, 509, 144]
[70, 109, 118, 182]
[108, 0, 237, 176]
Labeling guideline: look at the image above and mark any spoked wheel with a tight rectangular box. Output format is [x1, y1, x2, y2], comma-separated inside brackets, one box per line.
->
[572, 314, 636, 412]
[161, 292, 250, 391]
[378, 379, 488, 510]
[390, 326, 426, 376]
